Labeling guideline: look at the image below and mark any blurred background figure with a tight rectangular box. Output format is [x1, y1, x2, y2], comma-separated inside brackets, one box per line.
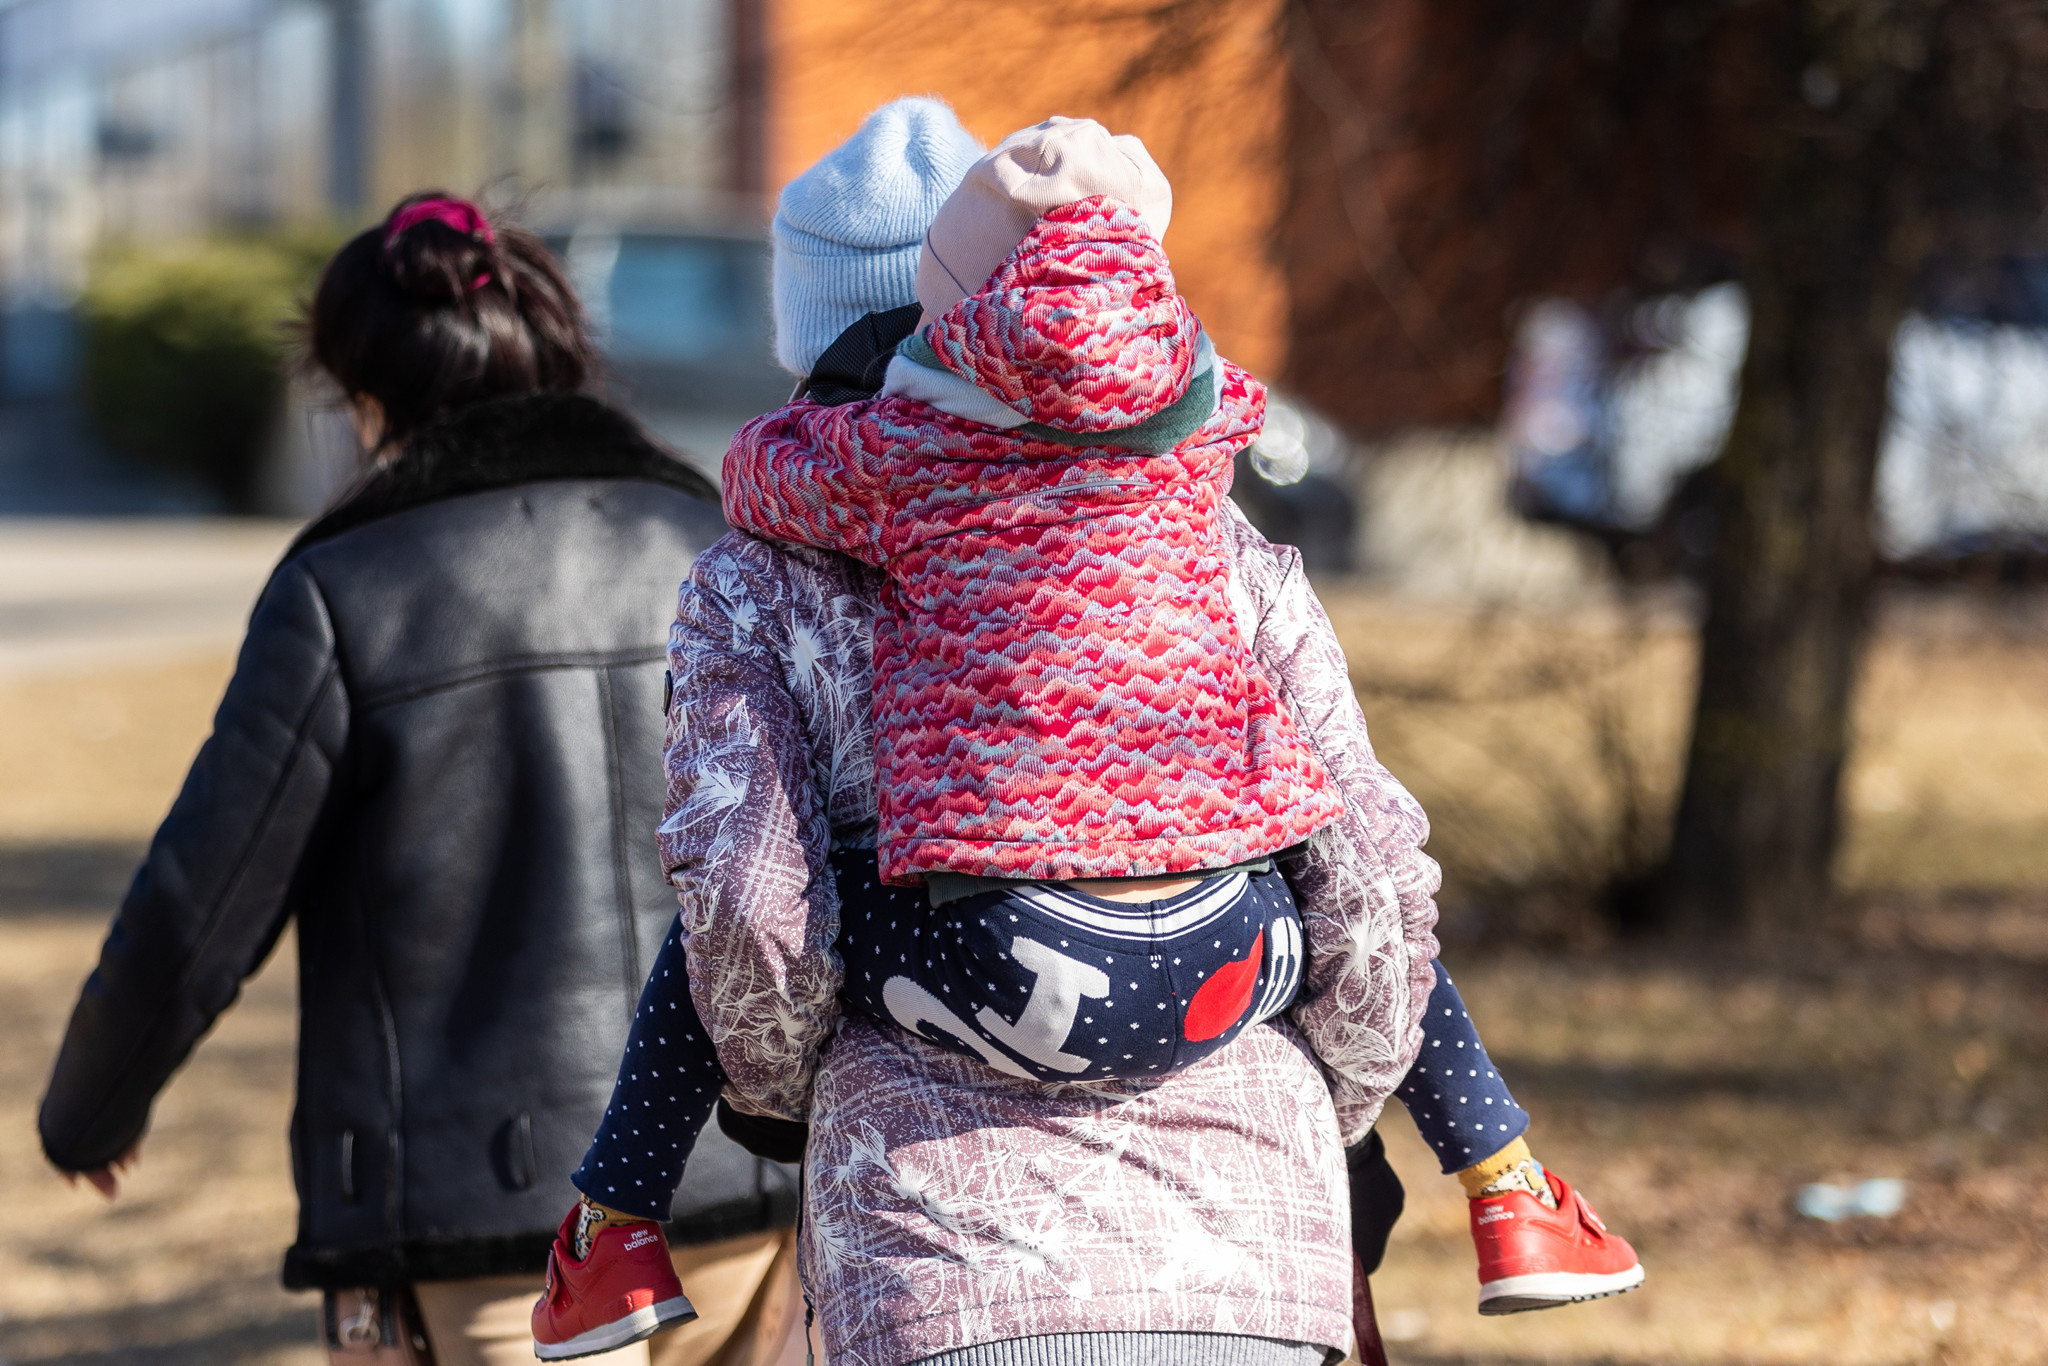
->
[4, 1, 2048, 1364]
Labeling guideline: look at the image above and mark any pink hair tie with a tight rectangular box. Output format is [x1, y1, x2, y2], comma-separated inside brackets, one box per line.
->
[386, 197, 496, 289]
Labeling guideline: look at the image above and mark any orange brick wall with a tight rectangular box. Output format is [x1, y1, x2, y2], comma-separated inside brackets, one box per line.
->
[762, 0, 1290, 378]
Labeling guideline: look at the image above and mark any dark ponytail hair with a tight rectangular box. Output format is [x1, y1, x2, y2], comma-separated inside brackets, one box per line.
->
[309, 191, 595, 451]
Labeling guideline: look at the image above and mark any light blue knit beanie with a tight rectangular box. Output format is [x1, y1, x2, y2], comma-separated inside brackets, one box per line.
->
[771, 97, 984, 376]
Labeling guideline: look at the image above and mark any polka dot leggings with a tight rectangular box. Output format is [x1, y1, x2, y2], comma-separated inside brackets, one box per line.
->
[571, 917, 724, 1220]
[1398, 962, 1529, 1174]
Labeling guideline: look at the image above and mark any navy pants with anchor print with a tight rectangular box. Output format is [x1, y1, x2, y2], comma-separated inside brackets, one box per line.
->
[574, 847, 1528, 1219]
[574, 846, 1302, 1218]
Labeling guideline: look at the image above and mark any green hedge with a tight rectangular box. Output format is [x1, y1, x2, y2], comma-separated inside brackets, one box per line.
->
[80, 231, 339, 512]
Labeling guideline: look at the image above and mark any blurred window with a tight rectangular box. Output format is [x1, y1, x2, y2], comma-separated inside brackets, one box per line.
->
[602, 235, 764, 366]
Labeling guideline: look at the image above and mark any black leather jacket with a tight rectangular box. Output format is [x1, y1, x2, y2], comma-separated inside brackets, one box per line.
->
[39, 393, 795, 1288]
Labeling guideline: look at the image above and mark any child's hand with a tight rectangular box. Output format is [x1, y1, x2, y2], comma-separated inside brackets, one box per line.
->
[59, 1137, 143, 1200]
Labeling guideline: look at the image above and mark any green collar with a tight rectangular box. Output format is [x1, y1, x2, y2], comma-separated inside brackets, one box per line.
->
[900, 331, 1218, 455]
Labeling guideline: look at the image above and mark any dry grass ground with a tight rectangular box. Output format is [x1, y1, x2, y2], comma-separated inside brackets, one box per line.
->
[1324, 585, 2048, 915]
[1370, 949, 2048, 1365]
[0, 655, 321, 1365]
[3, 584, 2046, 1364]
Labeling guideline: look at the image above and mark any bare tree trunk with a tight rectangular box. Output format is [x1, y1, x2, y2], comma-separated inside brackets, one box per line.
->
[1654, 84, 1922, 939]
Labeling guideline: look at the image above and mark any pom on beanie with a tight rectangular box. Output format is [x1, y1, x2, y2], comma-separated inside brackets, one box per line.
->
[772, 97, 984, 376]
[915, 116, 1172, 321]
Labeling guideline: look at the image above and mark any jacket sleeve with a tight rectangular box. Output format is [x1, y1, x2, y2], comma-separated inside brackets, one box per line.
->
[658, 545, 844, 1123]
[719, 401, 894, 567]
[39, 560, 349, 1171]
[1234, 511, 1440, 1146]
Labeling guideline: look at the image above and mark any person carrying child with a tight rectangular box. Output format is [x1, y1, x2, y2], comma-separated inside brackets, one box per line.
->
[531, 105, 1640, 1363]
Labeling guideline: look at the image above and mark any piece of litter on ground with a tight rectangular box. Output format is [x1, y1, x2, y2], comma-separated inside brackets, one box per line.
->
[1794, 1177, 1908, 1221]
[1930, 1300, 1958, 1333]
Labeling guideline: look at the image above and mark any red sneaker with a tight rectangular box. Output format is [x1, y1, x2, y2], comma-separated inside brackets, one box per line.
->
[1472, 1171, 1643, 1315]
[532, 1205, 697, 1359]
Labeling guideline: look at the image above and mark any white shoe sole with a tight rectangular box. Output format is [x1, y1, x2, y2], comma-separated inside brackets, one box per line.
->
[1478, 1264, 1645, 1316]
[534, 1296, 698, 1360]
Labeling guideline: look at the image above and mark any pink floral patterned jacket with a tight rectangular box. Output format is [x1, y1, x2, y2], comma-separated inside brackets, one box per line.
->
[658, 508, 1439, 1366]
[721, 198, 1342, 883]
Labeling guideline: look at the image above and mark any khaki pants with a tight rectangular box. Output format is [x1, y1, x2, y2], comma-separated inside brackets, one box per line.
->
[409, 1229, 808, 1366]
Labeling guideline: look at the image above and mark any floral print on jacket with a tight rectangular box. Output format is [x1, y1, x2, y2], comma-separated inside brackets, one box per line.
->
[658, 505, 1440, 1366]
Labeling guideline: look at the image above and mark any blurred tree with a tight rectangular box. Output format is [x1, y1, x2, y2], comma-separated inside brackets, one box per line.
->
[1278, 0, 1750, 430]
[1657, 2, 2048, 937]
[769, 0, 2048, 935]
[1280, 0, 2048, 937]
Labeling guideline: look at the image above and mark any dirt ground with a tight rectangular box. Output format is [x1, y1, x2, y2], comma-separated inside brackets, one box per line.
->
[5, 583, 2048, 1365]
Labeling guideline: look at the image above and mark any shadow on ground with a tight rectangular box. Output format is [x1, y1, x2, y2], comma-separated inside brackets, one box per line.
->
[0, 841, 145, 917]
[0, 1288, 319, 1365]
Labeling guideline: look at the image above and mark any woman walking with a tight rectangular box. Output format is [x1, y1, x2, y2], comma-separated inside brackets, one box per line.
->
[38, 193, 796, 1366]
[569, 100, 1445, 1366]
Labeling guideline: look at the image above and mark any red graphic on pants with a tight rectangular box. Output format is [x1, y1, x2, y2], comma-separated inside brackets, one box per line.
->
[1183, 930, 1264, 1042]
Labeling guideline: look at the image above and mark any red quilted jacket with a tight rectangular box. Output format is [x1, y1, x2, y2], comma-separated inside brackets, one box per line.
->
[722, 196, 1343, 882]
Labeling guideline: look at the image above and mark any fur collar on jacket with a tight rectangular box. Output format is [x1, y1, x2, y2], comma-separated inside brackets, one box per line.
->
[292, 391, 716, 553]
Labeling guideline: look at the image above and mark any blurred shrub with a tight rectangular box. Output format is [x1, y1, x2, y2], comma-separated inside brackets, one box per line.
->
[79, 231, 339, 512]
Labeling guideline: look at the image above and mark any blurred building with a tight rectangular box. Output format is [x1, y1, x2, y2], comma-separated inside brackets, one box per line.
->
[0, 0, 760, 387]
[0, 0, 1343, 531]
[0, 0, 1327, 383]
[764, 0, 1291, 378]
[0, 0, 750, 276]
[0, 0, 795, 514]
[0, 0, 1303, 376]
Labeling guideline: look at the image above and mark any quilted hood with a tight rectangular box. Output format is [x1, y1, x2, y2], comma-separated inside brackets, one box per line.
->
[889, 195, 1215, 451]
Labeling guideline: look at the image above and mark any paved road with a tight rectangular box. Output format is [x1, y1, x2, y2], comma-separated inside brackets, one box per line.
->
[0, 519, 298, 677]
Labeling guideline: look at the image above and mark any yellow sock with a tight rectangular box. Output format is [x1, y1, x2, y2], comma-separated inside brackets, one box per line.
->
[1456, 1136, 1539, 1199]
[572, 1197, 652, 1258]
